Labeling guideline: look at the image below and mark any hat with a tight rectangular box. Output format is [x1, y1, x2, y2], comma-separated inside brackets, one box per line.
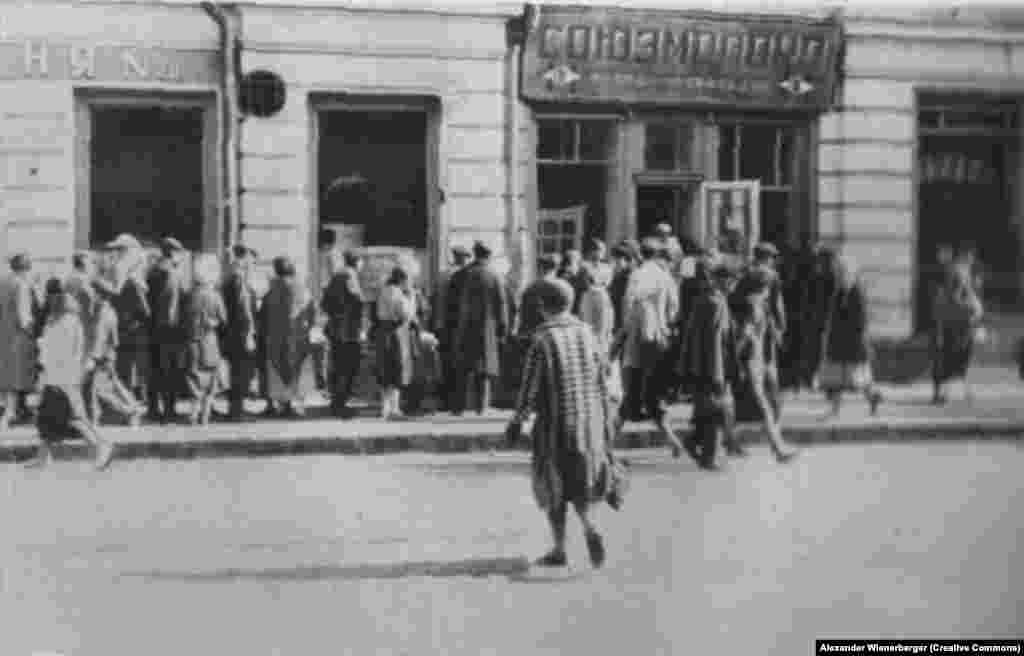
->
[654, 222, 673, 236]
[160, 237, 185, 253]
[753, 242, 780, 259]
[451, 244, 471, 258]
[472, 241, 492, 259]
[8, 252, 31, 273]
[45, 277, 64, 296]
[105, 233, 142, 251]
[231, 244, 258, 259]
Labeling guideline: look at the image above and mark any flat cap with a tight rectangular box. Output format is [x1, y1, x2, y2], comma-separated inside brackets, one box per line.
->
[105, 233, 142, 251]
[753, 242, 780, 259]
[160, 237, 185, 252]
[451, 244, 472, 258]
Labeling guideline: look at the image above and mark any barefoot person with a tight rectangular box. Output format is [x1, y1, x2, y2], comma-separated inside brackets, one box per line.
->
[25, 279, 114, 470]
[506, 279, 616, 569]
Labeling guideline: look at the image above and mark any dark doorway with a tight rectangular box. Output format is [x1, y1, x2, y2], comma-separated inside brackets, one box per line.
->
[636, 185, 696, 242]
[318, 111, 428, 249]
[90, 106, 205, 250]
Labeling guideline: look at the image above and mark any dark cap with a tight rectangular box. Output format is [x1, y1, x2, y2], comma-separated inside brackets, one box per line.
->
[538, 253, 562, 271]
[472, 241, 492, 259]
[753, 242, 780, 259]
[160, 237, 185, 253]
[451, 245, 471, 259]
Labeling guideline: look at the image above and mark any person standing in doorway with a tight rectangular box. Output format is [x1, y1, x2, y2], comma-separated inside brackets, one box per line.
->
[608, 241, 638, 335]
[433, 245, 472, 413]
[146, 238, 189, 423]
[0, 253, 39, 430]
[322, 250, 366, 418]
[221, 244, 259, 421]
[24, 279, 115, 470]
[505, 278, 615, 569]
[453, 241, 509, 415]
[931, 242, 984, 405]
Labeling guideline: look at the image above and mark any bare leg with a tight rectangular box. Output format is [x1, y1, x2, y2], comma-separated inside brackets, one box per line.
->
[574, 501, 606, 568]
[820, 390, 841, 421]
[70, 420, 115, 471]
[865, 385, 883, 416]
[23, 439, 53, 469]
[0, 392, 15, 431]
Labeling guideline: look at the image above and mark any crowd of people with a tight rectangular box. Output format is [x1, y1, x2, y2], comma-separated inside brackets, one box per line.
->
[0, 220, 988, 478]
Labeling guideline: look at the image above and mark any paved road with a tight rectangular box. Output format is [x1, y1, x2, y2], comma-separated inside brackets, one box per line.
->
[2, 444, 1021, 656]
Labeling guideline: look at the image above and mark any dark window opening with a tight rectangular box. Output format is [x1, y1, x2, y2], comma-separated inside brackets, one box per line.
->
[538, 165, 607, 246]
[318, 110, 428, 250]
[637, 185, 696, 242]
[644, 122, 696, 171]
[90, 106, 205, 251]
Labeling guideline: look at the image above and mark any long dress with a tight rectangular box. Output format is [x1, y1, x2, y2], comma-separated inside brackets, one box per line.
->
[932, 263, 983, 384]
[819, 283, 873, 392]
[375, 284, 417, 388]
[0, 273, 38, 394]
[512, 314, 612, 511]
[261, 277, 317, 404]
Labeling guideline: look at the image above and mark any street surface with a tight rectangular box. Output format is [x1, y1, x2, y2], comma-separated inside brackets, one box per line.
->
[1, 443, 1022, 655]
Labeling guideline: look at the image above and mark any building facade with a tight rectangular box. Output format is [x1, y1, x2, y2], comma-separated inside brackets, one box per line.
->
[821, 7, 1024, 339]
[3, 2, 1024, 341]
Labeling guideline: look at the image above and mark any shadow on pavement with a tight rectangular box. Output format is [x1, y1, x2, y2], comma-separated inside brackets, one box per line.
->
[123, 557, 532, 583]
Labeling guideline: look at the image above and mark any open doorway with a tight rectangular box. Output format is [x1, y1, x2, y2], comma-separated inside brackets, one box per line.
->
[636, 184, 697, 243]
[318, 110, 428, 250]
[89, 106, 206, 250]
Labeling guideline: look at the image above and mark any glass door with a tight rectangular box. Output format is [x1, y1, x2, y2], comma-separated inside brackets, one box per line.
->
[700, 181, 761, 267]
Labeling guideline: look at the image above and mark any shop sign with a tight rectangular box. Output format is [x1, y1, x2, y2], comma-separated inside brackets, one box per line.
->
[522, 5, 843, 111]
[0, 40, 219, 84]
[920, 152, 998, 185]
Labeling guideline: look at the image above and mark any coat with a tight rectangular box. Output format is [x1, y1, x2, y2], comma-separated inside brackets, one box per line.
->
[321, 266, 365, 344]
[260, 276, 317, 387]
[185, 284, 227, 371]
[620, 261, 679, 370]
[112, 275, 150, 348]
[580, 285, 615, 360]
[678, 288, 736, 402]
[822, 283, 871, 365]
[147, 259, 188, 345]
[375, 283, 417, 387]
[512, 314, 611, 511]
[221, 268, 257, 360]
[442, 265, 471, 346]
[454, 260, 509, 377]
[0, 273, 38, 392]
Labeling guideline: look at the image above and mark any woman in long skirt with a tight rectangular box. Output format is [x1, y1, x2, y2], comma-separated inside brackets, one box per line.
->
[260, 257, 318, 418]
[818, 254, 883, 420]
[375, 266, 418, 420]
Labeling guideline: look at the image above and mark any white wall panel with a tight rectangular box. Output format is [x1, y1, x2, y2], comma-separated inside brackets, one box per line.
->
[447, 162, 504, 196]
[445, 195, 505, 230]
[446, 93, 505, 128]
[846, 36, 1010, 79]
[0, 152, 72, 188]
[819, 143, 914, 173]
[842, 78, 915, 110]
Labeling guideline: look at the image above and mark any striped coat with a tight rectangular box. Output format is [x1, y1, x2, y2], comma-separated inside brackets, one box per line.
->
[513, 314, 611, 511]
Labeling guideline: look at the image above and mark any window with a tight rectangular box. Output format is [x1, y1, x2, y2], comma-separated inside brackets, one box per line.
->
[717, 123, 800, 246]
[644, 122, 695, 171]
[536, 118, 615, 165]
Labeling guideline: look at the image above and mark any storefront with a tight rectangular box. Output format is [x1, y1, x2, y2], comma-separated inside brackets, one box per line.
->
[518, 5, 844, 272]
[821, 8, 1024, 340]
[0, 2, 222, 279]
[236, 2, 519, 296]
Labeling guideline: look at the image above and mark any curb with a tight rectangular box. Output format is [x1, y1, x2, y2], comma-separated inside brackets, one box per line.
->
[1, 421, 1022, 463]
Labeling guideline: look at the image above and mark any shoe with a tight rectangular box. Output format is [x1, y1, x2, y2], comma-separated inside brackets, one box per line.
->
[261, 405, 278, 418]
[868, 392, 882, 417]
[585, 531, 606, 569]
[535, 551, 568, 568]
[725, 442, 749, 457]
[23, 446, 52, 469]
[94, 441, 115, 471]
[774, 446, 799, 464]
[698, 459, 725, 472]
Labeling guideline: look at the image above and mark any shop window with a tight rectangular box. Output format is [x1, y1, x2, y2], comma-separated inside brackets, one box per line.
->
[717, 123, 800, 247]
[644, 122, 695, 171]
[90, 106, 205, 251]
[536, 117, 615, 256]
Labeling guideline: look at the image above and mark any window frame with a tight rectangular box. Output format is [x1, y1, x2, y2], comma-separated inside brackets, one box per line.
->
[643, 120, 698, 172]
[535, 115, 619, 166]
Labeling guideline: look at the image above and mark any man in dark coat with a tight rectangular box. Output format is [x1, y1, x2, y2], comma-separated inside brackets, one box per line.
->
[321, 250, 365, 418]
[608, 241, 638, 335]
[518, 253, 561, 339]
[434, 245, 472, 412]
[453, 241, 509, 415]
[221, 244, 259, 421]
[678, 262, 739, 471]
[146, 237, 189, 423]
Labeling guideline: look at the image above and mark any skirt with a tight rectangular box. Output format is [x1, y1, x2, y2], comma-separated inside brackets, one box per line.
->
[375, 321, 415, 388]
[818, 360, 873, 392]
[267, 358, 316, 404]
[37, 384, 90, 443]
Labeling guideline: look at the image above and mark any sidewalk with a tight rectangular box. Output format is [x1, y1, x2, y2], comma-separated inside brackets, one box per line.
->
[1, 367, 1021, 462]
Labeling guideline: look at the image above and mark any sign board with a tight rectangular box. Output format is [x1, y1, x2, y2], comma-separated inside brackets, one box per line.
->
[522, 5, 843, 111]
[0, 40, 219, 84]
